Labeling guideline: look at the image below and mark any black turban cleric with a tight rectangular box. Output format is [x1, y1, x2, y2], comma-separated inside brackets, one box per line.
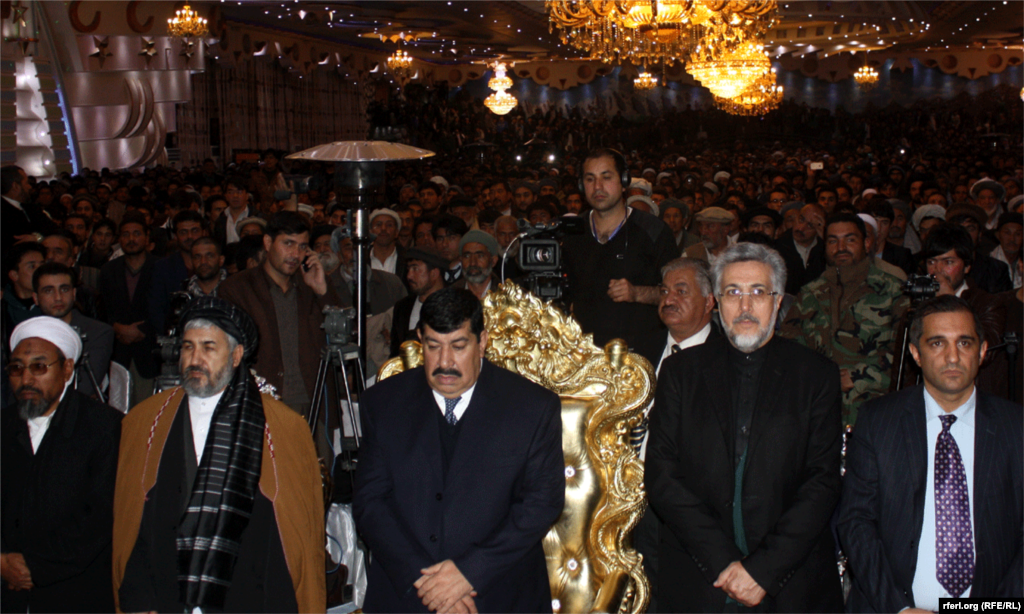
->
[177, 296, 259, 363]
[175, 295, 266, 610]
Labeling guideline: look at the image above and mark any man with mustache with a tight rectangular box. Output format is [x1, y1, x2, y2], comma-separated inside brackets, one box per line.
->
[218, 211, 342, 448]
[355, 288, 564, 613]
[646, 243, 844, 612]
[684, 207, 735, 265]
[781, 213, 909, 427]
[1, 316, 122, 613]
[185, 237, 226, 297]
[631, 257, 717, 612]
[775, 203, 828, 296]
[838, 295, 1023, 612]
[455, 230, 500, 299]
[113, 297, 325, 613]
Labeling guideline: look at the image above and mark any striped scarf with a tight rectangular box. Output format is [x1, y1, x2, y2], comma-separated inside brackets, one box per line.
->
[176, 365, 265, 609]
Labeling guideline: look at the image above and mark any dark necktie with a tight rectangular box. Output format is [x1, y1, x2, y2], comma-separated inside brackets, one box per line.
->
[935, 414, 974, 597]
[444, 396, 461, 426]
[671, 344, 681, 354]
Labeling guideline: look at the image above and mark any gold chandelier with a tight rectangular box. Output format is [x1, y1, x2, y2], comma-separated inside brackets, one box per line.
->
[167, 4, 208, 39]
[853, 65, 879, 91]
[714, 68, 782, 115]
[386, 49, 413, 79]
[688, 40, 770, 99]
[484, 62, 518, 115]
[545, 0, 777, 66]
[634, 71, 658, 90]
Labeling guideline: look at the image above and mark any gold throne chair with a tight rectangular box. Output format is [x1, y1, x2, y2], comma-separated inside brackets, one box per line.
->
[378, 282, 654, 614]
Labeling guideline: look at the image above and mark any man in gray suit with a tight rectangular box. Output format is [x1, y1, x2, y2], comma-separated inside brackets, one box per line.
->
[32, 262, 112, 399]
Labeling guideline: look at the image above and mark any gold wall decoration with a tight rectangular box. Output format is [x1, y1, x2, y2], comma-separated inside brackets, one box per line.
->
[378, 282, 654, 614]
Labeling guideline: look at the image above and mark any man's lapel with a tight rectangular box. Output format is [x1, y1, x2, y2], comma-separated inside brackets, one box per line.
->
[900, 388, 929, 538]
[409, 372, 445, 489]
[971, 392, 997, 540]
[700, 338, 733, 459]
[444, 361, 496, 487]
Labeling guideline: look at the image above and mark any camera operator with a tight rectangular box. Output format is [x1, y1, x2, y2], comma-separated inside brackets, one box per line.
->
[562, 148, 677, 348]
[921, 224, 1008, 398]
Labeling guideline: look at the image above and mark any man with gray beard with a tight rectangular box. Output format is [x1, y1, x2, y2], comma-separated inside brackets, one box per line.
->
[646, 243, 844, 612]
[2, 316, 122, 612]
[112, 297, 325, 612]
[455, 230, 501, 299]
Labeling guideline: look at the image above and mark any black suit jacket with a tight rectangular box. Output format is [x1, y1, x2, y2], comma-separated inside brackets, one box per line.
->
[389, 294, 419, 358]
[97, 254, 159, 378]
[354, 360, 565, 613]
[0, 392, 122, 613]
[837, 386, 1023, 613]
[776, 233, 827, 296]
[2, 197, 55, 249]
[646, 335, 844, 613]
[881, 241, 915, 276]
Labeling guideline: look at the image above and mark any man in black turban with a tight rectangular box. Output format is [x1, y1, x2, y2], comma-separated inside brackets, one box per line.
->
[112, 297, 326, 613]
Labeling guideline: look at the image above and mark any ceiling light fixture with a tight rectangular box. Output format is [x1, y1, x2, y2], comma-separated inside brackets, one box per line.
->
[484, 61, 517, 115]
[168, 4, 208, 38]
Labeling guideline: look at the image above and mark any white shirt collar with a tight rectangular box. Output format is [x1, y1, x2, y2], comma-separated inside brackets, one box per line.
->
[3, 195, 23, 211]
[922, 385, 976, 429]
[954, 281, 969, 298]
[431, 382, 478, 423]
[188, 389, 226, 463]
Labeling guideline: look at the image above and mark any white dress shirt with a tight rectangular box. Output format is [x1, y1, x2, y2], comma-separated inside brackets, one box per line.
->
[911, 387, 976, 610]
[655, 323, 712, 376]
[431, 383, 477, 423]
[188, 389, 225, 463]
[371, 247, 399, 274]
[409, 298, 425, 330]
[223, 206, 250, 245]
[27, 382, 72, 453]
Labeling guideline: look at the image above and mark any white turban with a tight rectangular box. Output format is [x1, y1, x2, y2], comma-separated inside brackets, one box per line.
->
[10, 316, 82, 364]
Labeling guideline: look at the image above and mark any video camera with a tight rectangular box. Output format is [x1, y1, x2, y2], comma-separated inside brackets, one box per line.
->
[515, 217, 585, 301]
[903, 274, 940, 303]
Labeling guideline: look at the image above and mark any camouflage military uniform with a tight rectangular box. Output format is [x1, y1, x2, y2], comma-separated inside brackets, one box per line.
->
[780, 258, 908, 427]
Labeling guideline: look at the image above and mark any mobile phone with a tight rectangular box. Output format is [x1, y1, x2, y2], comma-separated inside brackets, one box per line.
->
[810, 162, 824, 171]
[301, 255, 311, 272]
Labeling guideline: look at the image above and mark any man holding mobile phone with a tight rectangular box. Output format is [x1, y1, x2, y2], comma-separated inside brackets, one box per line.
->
[219, 211, 342, 425]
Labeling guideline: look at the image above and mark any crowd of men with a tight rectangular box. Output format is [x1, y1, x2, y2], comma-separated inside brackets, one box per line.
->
[1, 91, 1022, 613]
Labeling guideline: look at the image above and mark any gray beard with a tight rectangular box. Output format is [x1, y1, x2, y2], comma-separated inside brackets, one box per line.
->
[319, 251, 340, 272]
[18, 396, 51, 421]
[182, 362, 235, 398]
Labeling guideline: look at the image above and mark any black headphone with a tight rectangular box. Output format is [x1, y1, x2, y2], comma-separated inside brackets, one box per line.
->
[578, 148, 631, 192]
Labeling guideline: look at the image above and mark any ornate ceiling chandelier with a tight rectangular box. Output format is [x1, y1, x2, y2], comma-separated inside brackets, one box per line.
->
[688, 40, 770, 99]
[853, 65, 879, 91]
[545, 0, 777, 66]
[714, 68, 782, 115]
[484, 62, 518, 115]
[386, 49, 413, 79]
[634, 71, 658, 90]
[167, 4, 208, 39]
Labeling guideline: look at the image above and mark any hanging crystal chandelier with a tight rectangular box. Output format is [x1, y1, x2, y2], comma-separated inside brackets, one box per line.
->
[634, 71, 658, 90]
[688, 41, 770, 99]
[484, 62, 518, 115]
[714, 68, 783, 115]
[167, 4, 208, 39]
[853, 65, 879, 91]
[545, 0, 776, 66]
[387, 49, 414, 79]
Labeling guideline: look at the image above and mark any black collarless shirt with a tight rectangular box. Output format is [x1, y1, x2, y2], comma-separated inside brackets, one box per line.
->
[728, 340, 770, 466]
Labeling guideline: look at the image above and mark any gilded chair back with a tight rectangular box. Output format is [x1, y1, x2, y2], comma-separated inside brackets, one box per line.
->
[378, 282, 653, 614]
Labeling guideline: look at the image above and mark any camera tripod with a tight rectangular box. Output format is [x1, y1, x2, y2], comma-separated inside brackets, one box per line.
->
[74, 349, 106, 403]
[308, 306, 366, 502]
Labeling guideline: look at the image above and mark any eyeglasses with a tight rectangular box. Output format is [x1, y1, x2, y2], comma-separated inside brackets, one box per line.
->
[6, 360, 61, 377]
[718, 288, 779, 303]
